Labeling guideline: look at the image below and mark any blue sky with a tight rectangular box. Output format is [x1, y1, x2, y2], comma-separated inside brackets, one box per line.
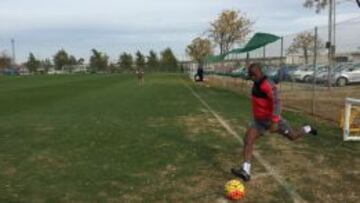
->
[0, 0, 359, 63]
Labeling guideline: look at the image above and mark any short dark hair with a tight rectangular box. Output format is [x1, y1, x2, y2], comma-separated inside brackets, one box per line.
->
[248, 63, 263, 72]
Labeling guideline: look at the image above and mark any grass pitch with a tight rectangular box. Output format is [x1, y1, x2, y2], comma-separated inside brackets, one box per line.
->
[0, 73, 359, 202]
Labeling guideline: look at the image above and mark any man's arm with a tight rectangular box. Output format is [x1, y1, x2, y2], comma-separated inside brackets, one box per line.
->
[261, 81, 280, 123]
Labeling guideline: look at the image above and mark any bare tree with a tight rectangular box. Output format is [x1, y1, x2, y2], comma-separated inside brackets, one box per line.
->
[186, 37, 213, 63]
[208, 10, 253, 55]
[303, 0, 329, 13]
[303, 0, 357, 13]
[287, 31, 324, 64]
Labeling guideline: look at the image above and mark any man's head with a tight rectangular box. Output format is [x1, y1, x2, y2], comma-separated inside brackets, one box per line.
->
[248, 63, 264, 81]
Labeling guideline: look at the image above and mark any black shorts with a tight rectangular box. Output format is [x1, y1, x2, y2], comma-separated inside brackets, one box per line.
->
[250, 118, 292, 136]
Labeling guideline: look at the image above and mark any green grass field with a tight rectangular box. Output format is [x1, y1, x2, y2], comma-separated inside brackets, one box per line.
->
[0, 73, 359, 202]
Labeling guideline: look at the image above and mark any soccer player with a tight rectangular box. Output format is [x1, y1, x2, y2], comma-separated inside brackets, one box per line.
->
[231, 63, 317, 182]
[136, 68, 144, 86]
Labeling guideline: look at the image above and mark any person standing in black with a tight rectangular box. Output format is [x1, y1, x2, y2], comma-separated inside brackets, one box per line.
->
[195, 63, 204, 82]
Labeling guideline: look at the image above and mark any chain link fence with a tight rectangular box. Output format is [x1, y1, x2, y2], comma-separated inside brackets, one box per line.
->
[185, 17, 360, 125]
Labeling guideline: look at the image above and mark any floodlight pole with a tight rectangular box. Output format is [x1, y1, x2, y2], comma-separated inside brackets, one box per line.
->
[11, 38, 16, 66]
[246, 52, 250, 66]
[312, 27, 318, 116]
[327, 0, 335, 90]
[280, 37, 284, 66]
[263, 46, 266, 61]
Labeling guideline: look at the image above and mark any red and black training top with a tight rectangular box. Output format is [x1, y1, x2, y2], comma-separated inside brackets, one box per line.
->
[251, 76, 280, 123]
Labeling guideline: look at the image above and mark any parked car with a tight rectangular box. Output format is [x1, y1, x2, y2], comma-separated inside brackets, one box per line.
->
[333, 62, 353, 73]
[292, 65, 327, 83]
[277, 65, 298, 82]
[311, 63, 353, 84]
[291, 65, 314, 82]
[263, 66, 279, 83]
[231, 67, 248, 79]
[332, 63, 360, 86]
[2, 67, 19, 76]
[308, 65, 329, 83]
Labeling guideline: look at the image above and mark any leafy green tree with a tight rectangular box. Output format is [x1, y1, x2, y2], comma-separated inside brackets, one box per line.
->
[41, 58, 53, 73]
[118, 52, 133, 72]
[53, 49, 70, 70]
[0, 52, 12, 70]
[135, 51, 146, 69]
[209, 9, 253, 54]
[69, 55, 78, 65]
[160, 48, 178, 72]
[89, 49, 109, 72]
[78, 58, 85, 65]
[26, 53, 41, 73]
[108, 63, 118, 73]
[186, 37, 213, 63]
[147, 50, 160, 71]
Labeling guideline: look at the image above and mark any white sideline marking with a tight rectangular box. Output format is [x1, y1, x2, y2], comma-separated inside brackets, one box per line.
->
[252, 172, 272, 180]
[184, 83, 306, 203]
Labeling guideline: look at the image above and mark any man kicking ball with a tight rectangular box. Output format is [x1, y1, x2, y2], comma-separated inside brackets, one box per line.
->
[231, 63, 317, 182]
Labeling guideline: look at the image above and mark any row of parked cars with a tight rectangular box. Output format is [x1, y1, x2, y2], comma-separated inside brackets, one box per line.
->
[290, 63, 360, 86]
[224, 62, 360, 86]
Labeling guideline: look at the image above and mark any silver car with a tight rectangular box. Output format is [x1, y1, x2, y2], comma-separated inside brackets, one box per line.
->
[314, 68, 330, 83]
[292, 65, 329, 83]
[333, 63, 360, 86]
[315, 63, 351, 84]
[292, 65, 314, 82]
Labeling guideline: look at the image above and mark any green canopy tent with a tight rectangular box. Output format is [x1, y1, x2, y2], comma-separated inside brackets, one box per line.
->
[205, 33, 281, 64]
[205, 54, 227, 64]
[226, 33, 281, 55]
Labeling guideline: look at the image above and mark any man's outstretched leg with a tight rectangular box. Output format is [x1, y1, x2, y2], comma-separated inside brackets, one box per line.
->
[231, 127, 261, 182]
[278, 119, 317, 141]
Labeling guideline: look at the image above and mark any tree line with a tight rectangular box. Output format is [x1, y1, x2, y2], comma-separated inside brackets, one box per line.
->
[0, 48, 179, 74]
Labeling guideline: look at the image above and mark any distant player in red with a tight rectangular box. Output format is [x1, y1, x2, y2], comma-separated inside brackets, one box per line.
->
[231, 63, 317, 182]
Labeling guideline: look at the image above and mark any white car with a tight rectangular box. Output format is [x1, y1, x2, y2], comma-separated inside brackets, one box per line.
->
[292, 65, 313, 82]
[292, 65, 327, 82]
[333, 63, 360, 86]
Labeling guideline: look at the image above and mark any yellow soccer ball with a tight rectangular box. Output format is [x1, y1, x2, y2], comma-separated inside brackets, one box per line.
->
[224, 179, 245, 200]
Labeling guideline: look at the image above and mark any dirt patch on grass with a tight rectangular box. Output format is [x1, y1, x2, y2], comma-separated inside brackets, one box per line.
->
[177, 114, 228, 138]
[255, 133, 360, 202]
[118, 149, 288, 202]
[3, 166, 17, 177]
[148, 114, 228, 139]
[29, 151, 68, 169]
[163, 163, 288, 202]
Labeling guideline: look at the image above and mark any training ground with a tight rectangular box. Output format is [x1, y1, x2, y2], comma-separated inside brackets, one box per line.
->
[0, 73, 359, 202]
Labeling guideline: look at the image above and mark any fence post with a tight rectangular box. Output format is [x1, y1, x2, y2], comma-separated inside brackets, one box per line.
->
[280, 37, 285, 107]
[263, 46, 266, 59]
[312, 27, 318, 116]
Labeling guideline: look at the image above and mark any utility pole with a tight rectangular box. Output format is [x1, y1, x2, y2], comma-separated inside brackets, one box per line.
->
[327, 0, 336, 89]
[312, 27, 318, 116]
[11, 38, 16, 66]
[263, 46, 266, 63]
